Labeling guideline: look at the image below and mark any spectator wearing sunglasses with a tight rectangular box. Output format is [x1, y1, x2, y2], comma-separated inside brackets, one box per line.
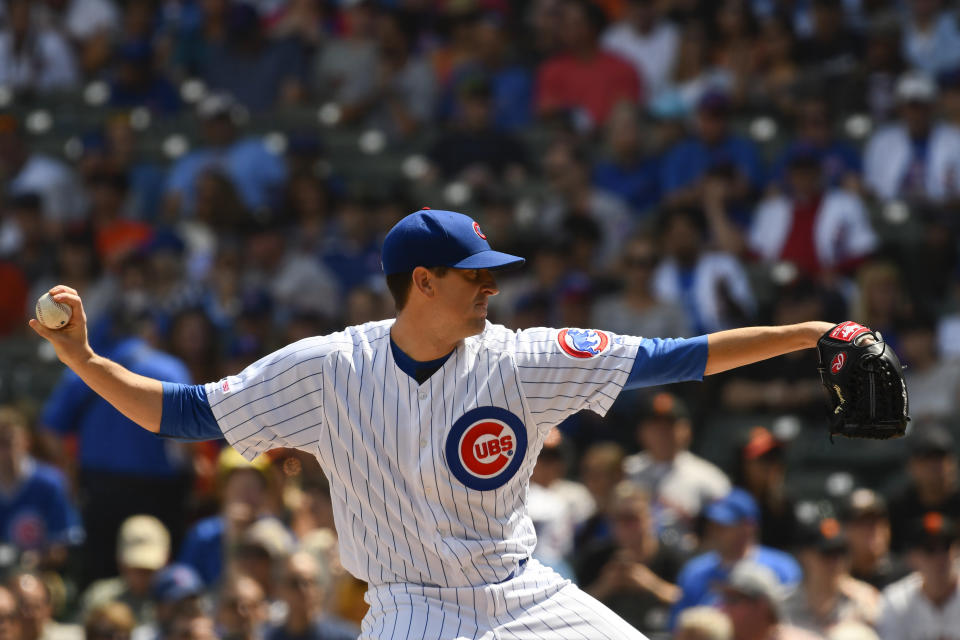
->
[266, 551, 358, 640]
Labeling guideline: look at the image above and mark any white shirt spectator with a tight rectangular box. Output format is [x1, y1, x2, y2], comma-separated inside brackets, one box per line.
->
[863, 123, 960, 202]
[748, 189, 878, 270]
[601, 19, 678, 99]
[0, 29, 79, 92]
[9, 154, 86, 222]
[877, 572, 960, 640]
[623, 450, 730, 535]
[652, 252, 755, 333]
[54, 0, 120, 40]
[902, 10, 960, 77]
[938, 314, 960, 360]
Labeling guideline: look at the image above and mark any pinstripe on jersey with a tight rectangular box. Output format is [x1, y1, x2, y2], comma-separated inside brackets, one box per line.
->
[204, 320, 643, 588]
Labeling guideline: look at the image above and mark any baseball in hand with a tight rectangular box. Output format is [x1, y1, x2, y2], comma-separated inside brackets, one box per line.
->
[35, 292, 72, 330]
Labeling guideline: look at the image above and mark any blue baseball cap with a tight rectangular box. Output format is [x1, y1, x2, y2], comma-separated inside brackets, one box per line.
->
[705, 488, 760, 525]
[381, 209, 524, 275]
[150, 563, 204, 602]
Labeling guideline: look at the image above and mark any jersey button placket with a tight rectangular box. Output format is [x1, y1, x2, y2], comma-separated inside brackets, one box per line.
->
[416, 387, 438, 502]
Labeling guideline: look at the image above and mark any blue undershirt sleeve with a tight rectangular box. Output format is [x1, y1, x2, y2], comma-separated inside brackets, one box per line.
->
[624, 335, 709, 390]
[159, 382, 223, 441]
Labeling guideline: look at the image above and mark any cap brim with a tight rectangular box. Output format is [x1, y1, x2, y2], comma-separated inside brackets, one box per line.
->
[450, 250, 525, 271]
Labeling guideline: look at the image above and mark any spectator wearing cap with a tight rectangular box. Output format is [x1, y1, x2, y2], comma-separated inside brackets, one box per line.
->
[623, 392, 729, 543]
[178, 448, 278, 587]
[576, 481, 684, 634]
[39, 312, 192, 586]
[863, 71, 960, 203]
[135, 563, 206, 640]
[734, 427, 798, 550]
[669, 488, 801, 628]
[0, 117, 86, 227]
[877, 512, 960, 639]
[163, 92, 288, 220]
[902, 0, 960, 77]
[0, 406, 83, 566]
[535, 0, 643, 131]
[888, 423, 960, 553]
[673, 606, 732, 640]
[782, 517, 879, 635]
[720, 561, 821, 640]
[590, 235, 690, 338]
[652, 207, 755, 334]
[748, 143, 877, 279]
[11, 572, 82, 640]
[266, 551, 358, 640]
[79, 515, 171, 624]
[842, 488, 908, 590]
[659, 90, 763, 224]
[0, 0, 79, 94]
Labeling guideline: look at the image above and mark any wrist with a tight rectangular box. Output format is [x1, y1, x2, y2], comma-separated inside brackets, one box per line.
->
[63, 346, 97, 371]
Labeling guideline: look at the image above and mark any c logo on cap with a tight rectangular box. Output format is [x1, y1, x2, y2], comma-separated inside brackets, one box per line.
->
[472, 221, 486, 240]
[446, 407, 527, 491]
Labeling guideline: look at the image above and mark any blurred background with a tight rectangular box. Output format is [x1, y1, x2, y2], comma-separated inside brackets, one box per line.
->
[1, 0, 960, 639]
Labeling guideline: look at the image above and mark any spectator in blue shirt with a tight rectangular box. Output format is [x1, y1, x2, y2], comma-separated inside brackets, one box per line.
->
[769, 95, 861, 191]
[178, 448, 276, 587]
[163, 93, 288, 220]
[437, 13, 533, 131]
[107, 40, 181, 116]
[669, 488, 802, 629]
[0, 406, 83, 565]
[40, 310, 192, 586]
[660, 90, 763, 227]
[592, 102, 662, 218]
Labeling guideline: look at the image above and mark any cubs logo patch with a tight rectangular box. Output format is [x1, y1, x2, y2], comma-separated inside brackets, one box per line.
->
[10, 511, 45, 550]
[445, 407, 527, 491]
[831, 352, 846, 374]
[472, 221, 487, 240]
[557, 328, 609, 359]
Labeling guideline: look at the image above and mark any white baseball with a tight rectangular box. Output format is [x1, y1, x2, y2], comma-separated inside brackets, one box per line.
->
[35, 293, 72, 330]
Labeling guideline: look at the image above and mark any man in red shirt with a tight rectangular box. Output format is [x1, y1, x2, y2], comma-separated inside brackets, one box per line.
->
[536, 0, 643, 131]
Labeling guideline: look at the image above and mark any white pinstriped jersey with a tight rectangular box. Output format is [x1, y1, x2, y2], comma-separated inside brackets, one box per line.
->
[204, 320, 643, 588]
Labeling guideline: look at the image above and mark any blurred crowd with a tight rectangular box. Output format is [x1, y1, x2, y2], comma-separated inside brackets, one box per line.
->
[1, 0, 960, 638]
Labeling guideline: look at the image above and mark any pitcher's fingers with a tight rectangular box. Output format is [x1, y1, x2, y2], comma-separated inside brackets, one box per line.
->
[49, 284, 78, 296]
[51, 292, 83, 313]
